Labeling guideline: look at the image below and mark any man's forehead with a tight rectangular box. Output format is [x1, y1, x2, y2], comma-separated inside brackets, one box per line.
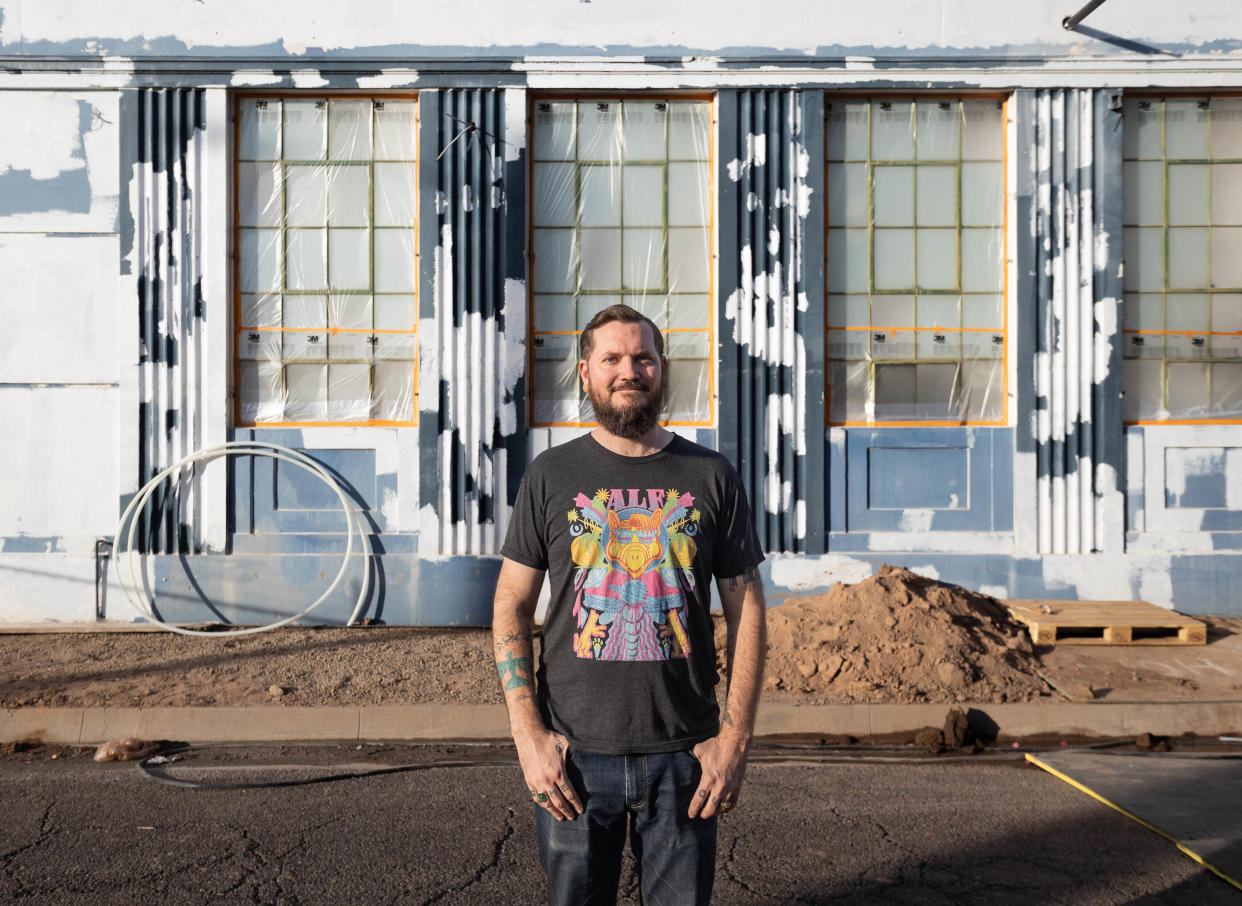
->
[589, 321, 659, 355]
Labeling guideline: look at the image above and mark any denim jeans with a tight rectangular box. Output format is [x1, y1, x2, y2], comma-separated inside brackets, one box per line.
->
[536, 748, 717, 906]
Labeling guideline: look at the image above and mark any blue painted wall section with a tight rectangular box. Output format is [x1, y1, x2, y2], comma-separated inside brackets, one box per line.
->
[151, 552, 499, 625]
[831, 428, 1013, 533]
[717, 89, 826, 555]
[0, 99, 93, 216]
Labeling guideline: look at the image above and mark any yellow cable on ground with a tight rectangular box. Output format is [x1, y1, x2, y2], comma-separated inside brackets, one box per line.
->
[1026, 753, 1242, 892]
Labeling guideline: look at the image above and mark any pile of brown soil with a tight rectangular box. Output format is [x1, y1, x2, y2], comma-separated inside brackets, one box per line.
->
[723, 565, 1052, 704]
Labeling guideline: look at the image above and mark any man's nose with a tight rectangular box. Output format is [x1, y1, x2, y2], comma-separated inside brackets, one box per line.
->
[618, 357, 641, 379]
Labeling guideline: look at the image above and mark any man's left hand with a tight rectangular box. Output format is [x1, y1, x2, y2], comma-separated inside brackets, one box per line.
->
[688, 731, 749, 819]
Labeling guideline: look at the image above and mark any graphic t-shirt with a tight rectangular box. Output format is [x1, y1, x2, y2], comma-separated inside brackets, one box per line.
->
[501, 433, 764, 755]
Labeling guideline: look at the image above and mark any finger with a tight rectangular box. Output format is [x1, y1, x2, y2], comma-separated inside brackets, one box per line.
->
[532, 788, 572, 821]
[544, 784, 577, 820]
[555, 777, 584, 816]
[688, 784, 711, 820]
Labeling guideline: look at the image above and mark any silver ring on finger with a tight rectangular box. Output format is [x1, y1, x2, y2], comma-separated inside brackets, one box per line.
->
[536, 792, 549, 803]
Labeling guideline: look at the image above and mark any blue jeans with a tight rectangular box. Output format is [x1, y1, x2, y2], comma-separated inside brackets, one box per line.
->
[536, 748, 717, 906]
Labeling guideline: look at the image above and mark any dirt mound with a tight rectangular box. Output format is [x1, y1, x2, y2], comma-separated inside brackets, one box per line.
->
[723, 565, 1052, 704]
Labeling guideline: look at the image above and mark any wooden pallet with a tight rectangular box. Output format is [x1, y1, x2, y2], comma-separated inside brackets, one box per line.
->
[1004, 600, 1207, 646]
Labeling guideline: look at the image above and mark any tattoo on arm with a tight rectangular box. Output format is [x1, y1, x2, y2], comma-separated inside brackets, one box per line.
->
[496, 630, 532, 646]
[497, 651, 533, 691]
[727, 566, 761, 592]
[721, 701, 735, 726]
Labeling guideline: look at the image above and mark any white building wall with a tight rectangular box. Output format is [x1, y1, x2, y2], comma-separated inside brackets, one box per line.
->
[0, 0, 1238, 57]
[0, 1, 1241, 622]
[0, 89, 122, 619]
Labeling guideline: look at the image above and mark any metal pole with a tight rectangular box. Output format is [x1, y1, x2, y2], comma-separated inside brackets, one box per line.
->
[1063, 0, 1108, 30]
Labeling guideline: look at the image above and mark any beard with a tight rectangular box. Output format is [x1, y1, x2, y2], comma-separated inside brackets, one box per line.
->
[587, 376, 665, 440]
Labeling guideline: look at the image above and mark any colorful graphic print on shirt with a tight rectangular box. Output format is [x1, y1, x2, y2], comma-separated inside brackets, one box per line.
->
[567, 487, 700, 661]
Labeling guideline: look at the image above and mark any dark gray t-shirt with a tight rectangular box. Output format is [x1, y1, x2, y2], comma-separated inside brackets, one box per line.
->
[501, 433, 763, 755]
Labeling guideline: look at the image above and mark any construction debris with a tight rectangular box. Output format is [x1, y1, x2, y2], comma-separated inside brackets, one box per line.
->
[727, 565, 1053, 704]
[93, 737, 160, 762]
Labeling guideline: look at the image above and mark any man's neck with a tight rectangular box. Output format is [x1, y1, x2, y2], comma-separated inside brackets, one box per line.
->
[590, 425, 675, 458]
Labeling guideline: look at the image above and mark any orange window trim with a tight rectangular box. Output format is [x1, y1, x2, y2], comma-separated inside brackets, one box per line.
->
[232, 92, 421, 429]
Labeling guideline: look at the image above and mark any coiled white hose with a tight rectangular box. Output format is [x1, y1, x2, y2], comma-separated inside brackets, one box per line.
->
[113, 441, 374, 636]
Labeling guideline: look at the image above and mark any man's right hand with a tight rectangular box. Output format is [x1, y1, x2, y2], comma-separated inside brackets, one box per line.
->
[515, 727, 583, 821]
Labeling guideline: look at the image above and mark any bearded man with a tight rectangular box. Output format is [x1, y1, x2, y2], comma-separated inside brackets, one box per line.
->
[492, 303, 767, 905]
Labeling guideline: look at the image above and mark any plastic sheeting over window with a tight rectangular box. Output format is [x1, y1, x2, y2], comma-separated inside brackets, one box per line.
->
[1123, 96, 1242, 422]
[530, 98, 714, 426]
[235, 96, 418, 425]
[826, 97, 1007, 425]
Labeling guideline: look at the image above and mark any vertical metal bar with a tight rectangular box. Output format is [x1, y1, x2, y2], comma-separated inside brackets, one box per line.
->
[715, 90, 742, 473]
[417, 90, 444, 556]
[481, 91, 499, 553]
[1065, 90, 1082, 554]
[170, 88, 186, 556]
[780, 90, 797, 554]
[1095, 90, 1125, 554]
[1050, 90, 1068, 555]
[737, 91, 756, 546]
[468, 88, 484, 553]
[1035, 90, 1053, 553]
[800, 90, 828, 555]
[1077, 90, 1097, 553]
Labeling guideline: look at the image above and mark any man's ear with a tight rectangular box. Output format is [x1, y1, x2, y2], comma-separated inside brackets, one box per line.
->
[578, 358, 589, 392]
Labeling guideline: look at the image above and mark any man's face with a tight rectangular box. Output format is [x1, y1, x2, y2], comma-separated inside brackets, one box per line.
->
[578, 320, 667, 440]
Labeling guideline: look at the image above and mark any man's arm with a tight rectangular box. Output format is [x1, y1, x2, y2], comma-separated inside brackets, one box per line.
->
[688, 564, 766, 819]
[492, 557, 582, 821]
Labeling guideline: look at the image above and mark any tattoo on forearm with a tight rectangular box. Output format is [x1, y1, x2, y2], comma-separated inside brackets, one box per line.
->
[727, 566, 761, 592]
[497, 651, 533, 691]
[721, 702, 735, 726]
[496, 630, 532, 646]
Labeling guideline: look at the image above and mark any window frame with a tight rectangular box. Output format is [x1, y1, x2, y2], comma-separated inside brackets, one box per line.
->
[526, 91, 718, 429]
[231, 91, 421, 429]
[1122, 91, 1242, 426]
[824, 92, 1011, 429]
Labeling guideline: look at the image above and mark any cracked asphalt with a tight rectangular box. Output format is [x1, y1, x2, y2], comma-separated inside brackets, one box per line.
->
[2, 744, 1239, 905]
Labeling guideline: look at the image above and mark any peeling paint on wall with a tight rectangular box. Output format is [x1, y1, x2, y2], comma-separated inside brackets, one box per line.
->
[0, 95, 97, 217]
[4, 1, 1242, 61]
[718, 89, 824, 555]
[122, 87, 208, 555]
[419, 88, 527, 558]
[1023, 88, 1124, 556]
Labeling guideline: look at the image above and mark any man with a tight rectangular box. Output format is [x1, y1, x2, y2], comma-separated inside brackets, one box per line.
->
[492, 303, 767, 905]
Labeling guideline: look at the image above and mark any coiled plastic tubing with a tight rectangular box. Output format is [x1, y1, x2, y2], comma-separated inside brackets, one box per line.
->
[113, 441, 374, 636]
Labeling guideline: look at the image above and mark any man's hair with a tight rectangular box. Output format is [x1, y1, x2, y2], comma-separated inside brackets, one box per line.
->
[579, 304, 665, 360]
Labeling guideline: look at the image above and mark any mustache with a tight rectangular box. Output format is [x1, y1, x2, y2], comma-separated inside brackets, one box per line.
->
[612, 380, 648, 391]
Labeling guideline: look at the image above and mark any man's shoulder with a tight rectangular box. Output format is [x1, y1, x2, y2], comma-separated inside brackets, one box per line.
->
[667, 435, 739, 474]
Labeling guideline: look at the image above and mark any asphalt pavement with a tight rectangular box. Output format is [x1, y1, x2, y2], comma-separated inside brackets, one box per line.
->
[3, 742, 1240, 905]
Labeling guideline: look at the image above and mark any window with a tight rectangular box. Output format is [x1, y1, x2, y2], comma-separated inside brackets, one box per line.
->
[826, 97, 1007, 425]
[1122, 95, 1242, 422]
[235, 95, 418, 426]
[529, 97, 714, 426]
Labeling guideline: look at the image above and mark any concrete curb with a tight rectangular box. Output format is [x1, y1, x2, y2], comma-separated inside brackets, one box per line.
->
[5, 701, 1242, 746]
